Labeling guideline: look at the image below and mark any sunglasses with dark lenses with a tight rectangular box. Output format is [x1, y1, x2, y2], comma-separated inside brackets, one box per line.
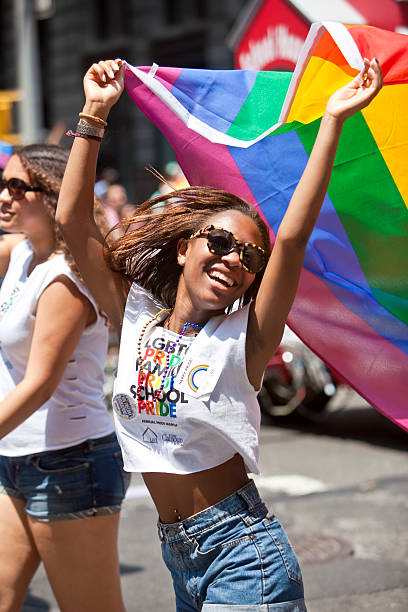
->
[189, 225, 267, 274]
[0, 177, 43, 201]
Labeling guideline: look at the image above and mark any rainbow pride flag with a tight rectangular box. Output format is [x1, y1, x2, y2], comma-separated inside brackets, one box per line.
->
[124, 22, 408, 431]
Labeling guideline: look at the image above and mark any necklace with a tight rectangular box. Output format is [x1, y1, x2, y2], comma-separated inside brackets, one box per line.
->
[136, 310, 202, 404]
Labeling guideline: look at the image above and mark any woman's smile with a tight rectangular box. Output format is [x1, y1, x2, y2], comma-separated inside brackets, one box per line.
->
[206, 267, 238, 289]
[181, 209, 262, 309]
[0, 208, 14, 223]
[0, 200, 18, 227]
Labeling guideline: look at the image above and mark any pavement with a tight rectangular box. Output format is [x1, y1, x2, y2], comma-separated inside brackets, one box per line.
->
[23, 387, 408, 611]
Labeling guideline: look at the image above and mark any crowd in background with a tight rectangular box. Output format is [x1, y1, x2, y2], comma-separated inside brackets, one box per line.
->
[95, 160, 189, 232]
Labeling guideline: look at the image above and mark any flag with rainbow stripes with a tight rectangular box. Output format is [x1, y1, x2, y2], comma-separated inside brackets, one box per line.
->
[124, 22, 408, 431]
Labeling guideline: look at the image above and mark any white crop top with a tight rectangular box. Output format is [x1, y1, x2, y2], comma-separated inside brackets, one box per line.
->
[0, 239, 113, 456]
[112, 283, 261, 475]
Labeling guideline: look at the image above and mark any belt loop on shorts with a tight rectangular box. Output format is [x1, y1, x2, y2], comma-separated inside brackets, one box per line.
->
[157, 522, 165, 542]
[238, 480, 258, 510]
[157, 521, 187, 543]
[84, 439, 93, 454]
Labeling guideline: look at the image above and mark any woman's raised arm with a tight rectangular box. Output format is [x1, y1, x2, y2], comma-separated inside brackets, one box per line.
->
[56, 59, 128, 334]
[247, 58, 383, 388]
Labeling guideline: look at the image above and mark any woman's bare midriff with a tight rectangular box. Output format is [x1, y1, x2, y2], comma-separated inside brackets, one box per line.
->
[142, 453, 250, 524]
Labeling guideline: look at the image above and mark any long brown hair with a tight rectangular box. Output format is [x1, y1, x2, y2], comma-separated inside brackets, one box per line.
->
[15, 144, 108, 279]
[105, 186, 271, 308]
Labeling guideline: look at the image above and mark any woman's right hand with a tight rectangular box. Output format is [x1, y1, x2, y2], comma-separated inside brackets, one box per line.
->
[83, 59, 125, 118]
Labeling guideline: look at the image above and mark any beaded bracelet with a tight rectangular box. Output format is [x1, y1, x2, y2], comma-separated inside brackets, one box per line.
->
[78, 112, 107, 127]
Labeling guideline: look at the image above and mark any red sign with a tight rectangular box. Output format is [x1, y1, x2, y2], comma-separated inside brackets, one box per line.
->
[232, 0, 408, 71]
[234, 0, 310, 71]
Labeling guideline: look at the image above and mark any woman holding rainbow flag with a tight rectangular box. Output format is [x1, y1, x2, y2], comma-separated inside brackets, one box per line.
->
[57, 56, 382, 611]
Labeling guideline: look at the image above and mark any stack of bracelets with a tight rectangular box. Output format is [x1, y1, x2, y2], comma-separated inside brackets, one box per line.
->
[66, 113, 107, 142]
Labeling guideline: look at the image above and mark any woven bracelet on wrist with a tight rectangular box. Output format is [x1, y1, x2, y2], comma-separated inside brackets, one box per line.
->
[76, 118, 105, 138]
[66, 129, 102, 142]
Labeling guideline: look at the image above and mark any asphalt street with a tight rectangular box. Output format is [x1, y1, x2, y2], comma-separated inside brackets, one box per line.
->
[24, 387, 408, 611]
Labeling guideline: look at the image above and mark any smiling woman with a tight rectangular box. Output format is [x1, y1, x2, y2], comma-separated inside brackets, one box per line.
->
[0, 144, 128, 611]
[105, 185, 271, 311]
[177, 209, 268, 313]
[56, 57, 382, 611]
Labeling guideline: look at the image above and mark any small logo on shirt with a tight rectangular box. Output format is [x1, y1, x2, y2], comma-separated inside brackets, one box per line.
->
[142, 427, 158, 443]
[162, 433, 183, 445]
[187, 364, 209, 392]
[112, 394, 137, 420]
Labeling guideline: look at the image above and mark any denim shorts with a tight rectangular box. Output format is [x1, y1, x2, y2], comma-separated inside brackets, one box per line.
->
[0, 432, 130, 521]
[158, 480, 306, 611]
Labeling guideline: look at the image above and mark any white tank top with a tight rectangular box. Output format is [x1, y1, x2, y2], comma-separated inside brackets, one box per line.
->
[0, 240, 113, 456]
[112, 283, 261, 475]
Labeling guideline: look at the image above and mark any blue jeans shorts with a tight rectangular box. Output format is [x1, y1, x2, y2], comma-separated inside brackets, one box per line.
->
[0, 432, 130, 521]
[158, 480, 306, 611]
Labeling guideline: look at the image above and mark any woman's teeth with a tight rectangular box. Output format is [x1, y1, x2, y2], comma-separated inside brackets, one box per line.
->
[208, 271, 234, 287]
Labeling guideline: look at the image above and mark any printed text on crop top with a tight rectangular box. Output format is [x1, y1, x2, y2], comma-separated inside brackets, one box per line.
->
[112, 283, 261, 475]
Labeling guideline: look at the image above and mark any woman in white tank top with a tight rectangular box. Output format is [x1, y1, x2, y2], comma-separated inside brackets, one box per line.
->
[56, 59, 382, 611]
[0, 145, 128, 611]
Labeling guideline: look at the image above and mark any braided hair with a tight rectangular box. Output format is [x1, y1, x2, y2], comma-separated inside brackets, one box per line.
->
[15, 144, 108, 279]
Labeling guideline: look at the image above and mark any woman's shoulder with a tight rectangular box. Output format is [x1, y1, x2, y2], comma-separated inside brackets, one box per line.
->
[40, 252, 76, 280]
[119, 282, 169, 333]
[126, 282, 165, 311]
[219, 302, 251, 335]
[6, 235, 30, 258]
[1, 236, 31, 277]
[40, 254, 96, 305]
[2, 233, 27, 250]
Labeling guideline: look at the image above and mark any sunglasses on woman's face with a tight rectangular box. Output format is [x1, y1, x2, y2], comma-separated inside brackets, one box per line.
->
[189, 225, 267, 274]
[0, 177, 43, 201]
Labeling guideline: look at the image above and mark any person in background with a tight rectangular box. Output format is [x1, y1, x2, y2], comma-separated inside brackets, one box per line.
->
[150, 160, 189, 199]
[104, 182, 129, 229]
[0, 144, 129, 612]
[57, 58, 382, 611]
[119, 201, 138, 219]
[94, 165, 119, 199]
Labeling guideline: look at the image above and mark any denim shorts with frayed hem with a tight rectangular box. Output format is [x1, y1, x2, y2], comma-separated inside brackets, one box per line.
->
[0, 432, 130, 521]
[158, 480, 306, 611]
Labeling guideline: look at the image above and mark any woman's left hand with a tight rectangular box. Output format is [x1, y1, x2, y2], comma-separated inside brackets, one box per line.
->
[325, 57, 383, 122]
[83, 59, 125, 117]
